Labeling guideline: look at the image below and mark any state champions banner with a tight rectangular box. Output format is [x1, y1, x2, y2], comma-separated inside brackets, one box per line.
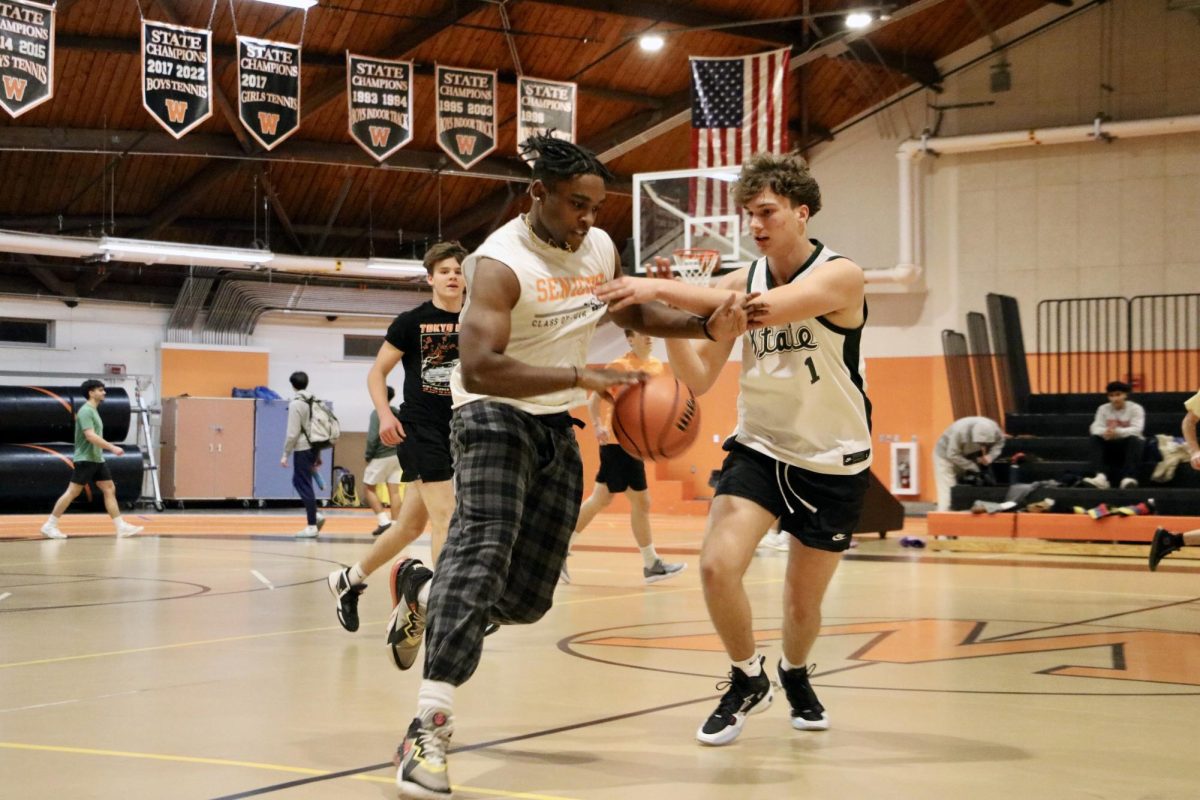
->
[237, 35, 301, 151]
[142, 19, 212, 138]
[0, 0, 54, 118]
[435, 65, 496, 170]
[346, 53, 412, 162]
[516, 76, 576, 158]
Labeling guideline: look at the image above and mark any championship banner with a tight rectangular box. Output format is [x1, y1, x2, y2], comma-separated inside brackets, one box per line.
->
[142, 20, 212, 139]
[237, 35, 301, 151]
[516, 76, 576, 159]
[346, 53, 412, 162]
[435, 65, 497, 170]
[0, 0, 54, 118]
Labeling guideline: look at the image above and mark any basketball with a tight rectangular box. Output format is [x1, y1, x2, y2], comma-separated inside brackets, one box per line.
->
[611, 375, 702, 461]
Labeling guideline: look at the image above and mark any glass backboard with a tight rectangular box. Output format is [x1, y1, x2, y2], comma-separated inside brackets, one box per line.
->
[632, 166, 757, 275]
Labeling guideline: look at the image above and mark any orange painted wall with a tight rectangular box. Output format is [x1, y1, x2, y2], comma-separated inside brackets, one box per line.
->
[160, 346, 269, 398]
[577, 353, 954, 511]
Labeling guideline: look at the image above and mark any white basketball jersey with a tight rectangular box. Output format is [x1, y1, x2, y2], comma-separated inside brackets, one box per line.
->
[734, 242, 873, 474]
[450, 216, 616, 415]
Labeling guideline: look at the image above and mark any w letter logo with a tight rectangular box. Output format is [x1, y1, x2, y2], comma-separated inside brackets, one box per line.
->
[455, 134, 477, 154]
[257, 112, 280, 136]
[164, 99, 189, 124]
[2, 76, 28, 102]
[368, 126, 391, 148]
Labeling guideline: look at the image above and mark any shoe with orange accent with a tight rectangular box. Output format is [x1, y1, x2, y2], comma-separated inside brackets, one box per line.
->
[396, 708, 454, 799]
[386, 558, 433, 670]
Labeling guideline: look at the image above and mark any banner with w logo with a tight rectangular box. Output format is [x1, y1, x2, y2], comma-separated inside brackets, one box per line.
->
[435, 65, 497, 170]
[142, 19, 212, 139]
[346, 53, 412, 162]
[0, 0, 54, 118]
[237, 35, 301, 151]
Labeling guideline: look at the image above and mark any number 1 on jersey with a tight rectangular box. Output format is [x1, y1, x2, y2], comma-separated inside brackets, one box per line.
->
[804, 356, 820, 385]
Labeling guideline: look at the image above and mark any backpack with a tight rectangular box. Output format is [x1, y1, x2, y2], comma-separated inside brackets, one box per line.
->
[331, 466, 358, 507]
[303, 396, 341, 450]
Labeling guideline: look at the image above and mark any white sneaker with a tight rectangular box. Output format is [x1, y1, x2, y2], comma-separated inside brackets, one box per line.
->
[1081, 473, 1110, 489]
[296, 525, 319, 539]
[41, 522, 67, 539]
[1120, 477, 1139, 489]
[116, 522, 143, 537]
[758, 530, 790, 551]
[315, 513, 327, 531]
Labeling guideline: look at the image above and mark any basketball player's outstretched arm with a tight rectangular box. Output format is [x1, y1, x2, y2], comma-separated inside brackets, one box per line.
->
[596, 270, 746, 318]
[459, 258, 643, 397]
[662, 272, 744, 395]
[743, 258, 866, 330]
[367, 341, 406, 445]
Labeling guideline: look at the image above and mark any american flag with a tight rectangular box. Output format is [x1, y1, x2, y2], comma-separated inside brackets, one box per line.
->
[689, 48, 790, 223]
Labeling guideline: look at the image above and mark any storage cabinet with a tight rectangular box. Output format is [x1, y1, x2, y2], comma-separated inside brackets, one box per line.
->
[160, 398, 255, 499]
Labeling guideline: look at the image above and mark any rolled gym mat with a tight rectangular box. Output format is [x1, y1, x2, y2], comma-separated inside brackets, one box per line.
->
[0, 444, 142, 508]
[0, 385, 132, 444]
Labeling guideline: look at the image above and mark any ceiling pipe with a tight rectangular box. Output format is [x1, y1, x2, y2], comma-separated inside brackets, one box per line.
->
[874, 112, 1200, 290]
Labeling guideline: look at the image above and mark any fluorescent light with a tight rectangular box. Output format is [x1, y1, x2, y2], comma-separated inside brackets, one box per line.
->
[365, 258, 427, 277]
[845, 11, 873, 29]
[98, 236, 274, 266]
[252, 0, 319, 9]
[638, 33, 665, 53]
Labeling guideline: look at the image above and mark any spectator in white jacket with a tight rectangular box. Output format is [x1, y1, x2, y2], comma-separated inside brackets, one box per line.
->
[933, 416, 1006, 511]
[1082, 380, 1145, 489]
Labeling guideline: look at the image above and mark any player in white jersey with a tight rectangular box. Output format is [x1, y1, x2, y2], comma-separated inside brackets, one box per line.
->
[392, 135, 748, 799]
[598, 151, 871, 746]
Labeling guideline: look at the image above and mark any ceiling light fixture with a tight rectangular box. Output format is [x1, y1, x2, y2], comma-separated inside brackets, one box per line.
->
[364, 258, 428, 277]
[252, 0, 318, 10]
[638, 33, 666, 53]
[98, 236, 275, 266]
[845, 11, 873, 29]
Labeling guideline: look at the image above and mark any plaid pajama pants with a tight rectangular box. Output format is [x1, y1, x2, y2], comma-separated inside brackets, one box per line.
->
[423, 400, 583, 686]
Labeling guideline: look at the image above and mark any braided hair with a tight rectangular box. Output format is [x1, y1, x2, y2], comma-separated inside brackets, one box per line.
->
[520, 133, 614, 188]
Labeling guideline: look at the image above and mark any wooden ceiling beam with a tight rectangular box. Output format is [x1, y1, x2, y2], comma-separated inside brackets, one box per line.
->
[840, 41, 943, 91]
[53, 33, 661, 109]
[0, 126, 542, 183]
[28, 266, 77, 297]
[139, 161, 246, 238]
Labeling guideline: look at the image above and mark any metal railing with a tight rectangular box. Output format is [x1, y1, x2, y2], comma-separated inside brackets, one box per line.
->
[1036, 294, 1199, 393]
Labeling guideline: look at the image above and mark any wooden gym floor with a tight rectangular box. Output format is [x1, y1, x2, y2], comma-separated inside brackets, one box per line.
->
[1, 510, 1198, 799]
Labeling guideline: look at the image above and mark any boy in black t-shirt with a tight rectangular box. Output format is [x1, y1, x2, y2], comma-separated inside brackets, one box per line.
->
[326, 242, 465, 633]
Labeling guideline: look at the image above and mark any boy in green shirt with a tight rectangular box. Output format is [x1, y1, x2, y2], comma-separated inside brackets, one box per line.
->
[41, 379, 143, 539]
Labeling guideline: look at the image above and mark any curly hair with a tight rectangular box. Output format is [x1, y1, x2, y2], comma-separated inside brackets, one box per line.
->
[422, 241, 469, 275]
[520, 133, 614, 188]
[732, 151, 822, 216]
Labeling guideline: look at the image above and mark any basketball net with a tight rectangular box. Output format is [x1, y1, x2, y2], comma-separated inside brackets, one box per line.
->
[671, 248, 721, 286]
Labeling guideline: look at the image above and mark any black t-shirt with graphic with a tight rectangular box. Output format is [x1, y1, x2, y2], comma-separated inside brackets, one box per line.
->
[385, 301, 460, 428]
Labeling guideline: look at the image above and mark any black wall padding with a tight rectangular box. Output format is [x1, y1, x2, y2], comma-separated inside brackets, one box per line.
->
[0, 444, 142, 507]
[0, 386, 131, 444]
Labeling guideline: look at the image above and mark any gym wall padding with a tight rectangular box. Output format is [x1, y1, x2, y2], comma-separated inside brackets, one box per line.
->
[0, 385, 131, 444]
[160, 345, 268, 398]
[0, 444, 142, 508]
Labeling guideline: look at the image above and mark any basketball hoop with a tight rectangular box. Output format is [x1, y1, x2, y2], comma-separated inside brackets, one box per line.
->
[671, 248, 721, 286]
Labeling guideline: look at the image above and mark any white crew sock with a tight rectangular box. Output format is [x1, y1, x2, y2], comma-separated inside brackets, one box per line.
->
[47, 514, 60, 526]
[416, 680, 456, 717]
[377, 511, 390, 525]
[780, 655, 804, 672]
[733, 652, 763, 677]
[349, 563, 368, 586]
[639, 544, 659, 569]
[112, 515, 126, 530]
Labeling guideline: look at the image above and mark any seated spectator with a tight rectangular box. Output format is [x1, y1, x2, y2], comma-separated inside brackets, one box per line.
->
[1082, 381, 1145, 489]
[933, 416, 1005, 512]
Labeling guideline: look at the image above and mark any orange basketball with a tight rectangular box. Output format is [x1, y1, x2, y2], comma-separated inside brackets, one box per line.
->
[611, 375, 702, 461]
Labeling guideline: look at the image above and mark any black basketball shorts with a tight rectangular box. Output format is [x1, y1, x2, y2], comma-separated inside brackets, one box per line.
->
[70, 459, 113, 486]
[397, 420, 454, 484]
[715, 439, 868, 553]
[594, 443, 648, 493]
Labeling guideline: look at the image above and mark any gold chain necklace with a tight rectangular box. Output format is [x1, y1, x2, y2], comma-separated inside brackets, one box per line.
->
[522, 213, 576, 253]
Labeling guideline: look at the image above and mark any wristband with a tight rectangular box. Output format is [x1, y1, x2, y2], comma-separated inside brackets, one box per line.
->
[571, 365, 579, 387]
[700, 316, 716, 341]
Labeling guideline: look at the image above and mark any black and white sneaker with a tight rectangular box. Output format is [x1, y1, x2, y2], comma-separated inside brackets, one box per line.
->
[778, 661, 829, 731]
[695, 655, 773, 746]
[371, 522, 391, 537]
[387, 558, 434, 670]
[326, 567, 366, 632]
[1149, 527, 1184, 572]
